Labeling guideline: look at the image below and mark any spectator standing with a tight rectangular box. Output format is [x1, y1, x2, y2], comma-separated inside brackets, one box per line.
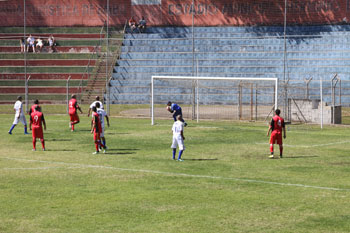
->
[47, 35, 56, 53]
[20, 37, 26, 53]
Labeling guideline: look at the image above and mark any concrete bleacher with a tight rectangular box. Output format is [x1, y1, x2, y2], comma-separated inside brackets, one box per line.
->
[111, 25, 350, 104]
[0, 27, 103, 104]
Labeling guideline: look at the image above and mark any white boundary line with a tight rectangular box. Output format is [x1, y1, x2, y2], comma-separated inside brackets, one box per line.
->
[1, 157, 348, 191]
[255, 140, 350, 148]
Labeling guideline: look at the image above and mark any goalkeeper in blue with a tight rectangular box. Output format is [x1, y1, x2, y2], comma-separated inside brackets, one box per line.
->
[171, 115, 185, 161]
[167, 101, 187, 126]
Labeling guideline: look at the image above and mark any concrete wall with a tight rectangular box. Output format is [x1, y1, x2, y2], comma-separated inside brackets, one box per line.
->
[289, 99, 341, 124]
[1, 0, 350, 27]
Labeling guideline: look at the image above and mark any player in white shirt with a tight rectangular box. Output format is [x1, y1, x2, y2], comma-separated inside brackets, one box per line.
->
[8, 96, 29, 135]
[87, 96, 104, 117]
[171, 115, 185, 161]
[95, 102, 109, 149]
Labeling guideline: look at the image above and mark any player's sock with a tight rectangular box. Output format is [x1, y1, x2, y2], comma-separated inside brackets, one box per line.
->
[172, 149, 176, 159]
[270, 144, 274, 154]
[178, 150, 183, 160]
[8, 124, 16, 134]
[71, 124, 74, 131]
[102, 138, 106, 147]
[32, 138, 36, 150]
[24, 126, 28, 134]
[279, 145, 283, 157]
[95, 143, 99, 152]
[40, 139, 45, 150]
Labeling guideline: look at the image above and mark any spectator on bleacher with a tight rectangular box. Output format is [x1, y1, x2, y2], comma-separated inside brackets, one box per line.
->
[128, 17, 137, 33]
[20, 37, 26, 53]
[27, 34, 35, 53]
[47, 35, 56, 53]
[138, 16, 147, 33]
[36, 38, 44, 53]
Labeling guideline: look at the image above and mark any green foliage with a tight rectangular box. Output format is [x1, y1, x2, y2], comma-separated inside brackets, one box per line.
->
[1, 113, 350, 232]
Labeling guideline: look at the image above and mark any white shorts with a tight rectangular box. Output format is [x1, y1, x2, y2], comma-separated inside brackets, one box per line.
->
[13, 114, 27, 125]
[171, 135, 185, 151]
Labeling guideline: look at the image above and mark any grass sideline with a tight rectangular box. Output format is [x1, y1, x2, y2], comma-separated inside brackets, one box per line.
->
[1, 112, 350, 232]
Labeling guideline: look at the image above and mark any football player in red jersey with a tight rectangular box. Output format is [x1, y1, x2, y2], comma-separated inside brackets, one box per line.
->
[91, 106, 106, 154]
[29, 99, 41, 115]
[68, 94, 83, 131]
[267, 109, 286, 159]
[30, 105, 46, 151]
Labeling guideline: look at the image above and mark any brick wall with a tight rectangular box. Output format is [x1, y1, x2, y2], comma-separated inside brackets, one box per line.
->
[1, 0, 349, 27]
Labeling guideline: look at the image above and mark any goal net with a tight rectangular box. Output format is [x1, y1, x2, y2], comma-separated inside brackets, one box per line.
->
[151, 76, 278, 125]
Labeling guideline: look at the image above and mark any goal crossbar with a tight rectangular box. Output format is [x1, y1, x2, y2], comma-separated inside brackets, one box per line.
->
[151, 76, 279, 125]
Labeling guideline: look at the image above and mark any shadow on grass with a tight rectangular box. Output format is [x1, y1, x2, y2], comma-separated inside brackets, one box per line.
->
[185, 158, 218, 161]
[105, 152, 136, 155]
[282, 155, 319, 159]
[46, 139, 71, 142]
[46, 149, 76, 152]
[107, 148, 139, 151]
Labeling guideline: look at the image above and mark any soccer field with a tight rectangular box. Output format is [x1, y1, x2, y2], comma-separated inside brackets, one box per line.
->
[1, 113, 350, 233]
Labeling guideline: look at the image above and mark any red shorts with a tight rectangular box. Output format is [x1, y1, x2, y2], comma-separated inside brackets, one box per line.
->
[32, 128, 43, 139]
[69, 113, 79, 122]
[270, 131, 283, 145]
[93, 132, 101, 141]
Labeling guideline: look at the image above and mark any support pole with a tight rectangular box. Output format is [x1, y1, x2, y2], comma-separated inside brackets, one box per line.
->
[66, 75, 71, 114]
[151, 77, 154, 125]
[25, 75, 31, 113]
[320, 78, 323, 129]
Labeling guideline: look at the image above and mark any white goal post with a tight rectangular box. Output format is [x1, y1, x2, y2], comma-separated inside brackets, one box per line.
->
[151, 76, 278, 125]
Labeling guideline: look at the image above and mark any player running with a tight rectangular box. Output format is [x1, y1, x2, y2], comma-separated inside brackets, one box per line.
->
[8, 96, 29, 135]
[166, 101, 187, 126]
[87, 96, 104, 117]
[68, 94, 83, 131]
[91, 106, 106, 154]
[29, 99, 41, 115]
[267, 109, 286, 159]
[30, 105, 46, 151]
[171, 115, 185, 161]
[95, 102, 109, 150]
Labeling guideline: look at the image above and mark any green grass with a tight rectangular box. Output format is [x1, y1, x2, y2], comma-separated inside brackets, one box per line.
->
[0, 40, 101, 46]
[0, 80, 87, 87]
[0, 53, 95, 60]
[0, 27, 104, 34]
[0, 66, 92, 73]
[1, 108, 350, 232]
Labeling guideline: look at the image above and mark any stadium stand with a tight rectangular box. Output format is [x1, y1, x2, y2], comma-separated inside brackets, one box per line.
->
[111, 25, 350, 104]
[0, 27, 123, 105]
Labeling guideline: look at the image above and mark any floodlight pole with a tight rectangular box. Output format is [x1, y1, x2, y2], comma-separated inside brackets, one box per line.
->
[24, 0, 27, 112]
[320, 78, 323, 129]
[283, 0, 288, 119]
[66, 75, 71, 113]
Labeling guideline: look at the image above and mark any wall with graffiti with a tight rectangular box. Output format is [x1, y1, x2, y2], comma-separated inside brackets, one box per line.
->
[0, 0, 349, 27]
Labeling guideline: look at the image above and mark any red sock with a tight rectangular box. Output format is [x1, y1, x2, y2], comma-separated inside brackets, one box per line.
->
[32, 138, 36, 150]
[95, 143, 99, 152]
[71, 124, 74, 130]
[40, 139, 45, 150]
[270, 144, 274, 153]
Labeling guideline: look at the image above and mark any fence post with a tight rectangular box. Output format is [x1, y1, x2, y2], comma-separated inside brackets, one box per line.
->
[304, 77, 312, 99]
[66, 75, 71, 114]
[25, 75, 31, 113]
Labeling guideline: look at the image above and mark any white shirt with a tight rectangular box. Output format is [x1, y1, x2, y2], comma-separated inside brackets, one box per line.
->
[97, 108, 107, 128]
[90, 101, 104, 109]
[172, 120, 184, 137]
[14, 100, 24, 117]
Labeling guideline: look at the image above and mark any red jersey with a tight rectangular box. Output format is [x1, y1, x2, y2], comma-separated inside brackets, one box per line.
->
[92, 112, 102, 133]
[69, 98, 78, 115]
[270, 115, 285, 133]
[29, 104, 40, 115]
[31, 111, 44, 129]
